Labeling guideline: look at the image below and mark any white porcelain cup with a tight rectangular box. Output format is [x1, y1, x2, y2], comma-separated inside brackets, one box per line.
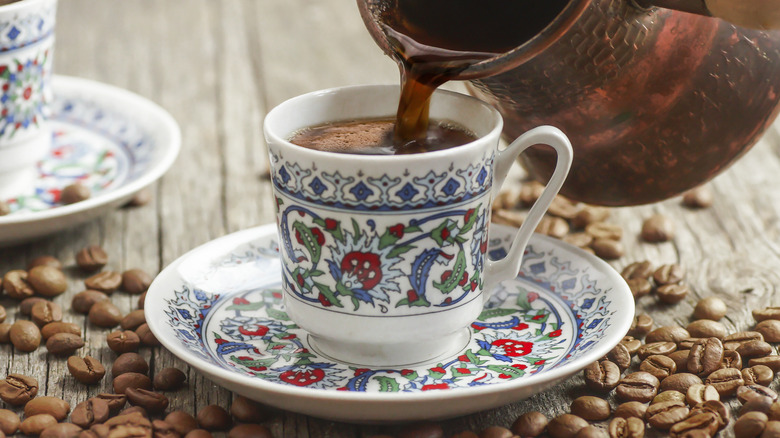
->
[0, 0, 57, 199]
[263, 85, 573, 366]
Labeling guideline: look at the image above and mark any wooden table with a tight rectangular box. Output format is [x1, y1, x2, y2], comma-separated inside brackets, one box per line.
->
[1, 1, 779, 436]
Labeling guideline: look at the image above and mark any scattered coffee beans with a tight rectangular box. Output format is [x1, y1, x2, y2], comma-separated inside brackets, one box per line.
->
[616, 371, 659, 403]
[71, 290, 109, 314]
[686, 320, 727, 339]
[28, 265, 67, 297]
[122, 269, 153, 295]
[693, 297, 728, 320]
[136, 323, 160, 346]
[9, 320, 41, 352]
[40, 422, 82, 438]
[112, 372, 152, 394]
[45, 332, 85, 355]
[628, 314, 654, 338]
[0, 373, 38, 406]
[641, 214, 675, 243]
[88, 301, 122, 328]
[756, 319, 780, 342]
[67, 355, 106, 385]
[19, 297, 47, 315]
[705, 367, 745, 396]
[31, 300, 63, 327]
[61, 183, 90, 204]
[76, 245, 108, 272]
[71, 398, 110, 428]
[27, 256, 62, 271]
[591, 238, 624, 260]
[125, 388, 168, 414]
[570, 396, 611, 421]
[24, 396, 70, 421]
[584, 360, 621, 391]
[0, 409, 19, 435]
[228, 423, 273, 438]
[646, 400, 689, 430]
[95, 393, 126, 414]
[656, 284, 689, 304]
[112, 352, 149, 377]
[547, 414, 588, 438]
[196, 405, 232, 430]
[120, 309, 146, 331]
[682, 186, 713, 208]
[646, 326, 690, 344]
[660, 373, 702, 393]
[627, 278, 652, 299]
[19, 414, 58, 436]
[106, 330, 141, 353]
[154, 368, 186, 391]
[743, 365, 774, 386]
[3, 270, 34, 300]
[40, 322, 81, 341]
[640, 355, 677, 380]
[511, 411, 547, 437]
[84, 271, 122, 293]
[165, 411, 199, 436]
[608, 416, 644, 438]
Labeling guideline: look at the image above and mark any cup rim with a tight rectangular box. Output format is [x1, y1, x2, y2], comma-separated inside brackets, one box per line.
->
[263, 84, 504, 161]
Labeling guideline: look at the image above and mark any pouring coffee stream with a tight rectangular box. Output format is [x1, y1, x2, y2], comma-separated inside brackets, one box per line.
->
[359, 0, 780, 205]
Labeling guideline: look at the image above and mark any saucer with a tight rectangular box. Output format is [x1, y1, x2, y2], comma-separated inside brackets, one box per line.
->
[145, 223, 633, 423]
[0, 75, 180, 245]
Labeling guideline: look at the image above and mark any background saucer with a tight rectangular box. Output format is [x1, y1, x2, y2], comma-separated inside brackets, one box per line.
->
[0, 75, 181, 246]
[146, 223, 633, 423]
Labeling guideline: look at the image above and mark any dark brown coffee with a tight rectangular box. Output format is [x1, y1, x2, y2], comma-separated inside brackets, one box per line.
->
[290, 118, 476, 155]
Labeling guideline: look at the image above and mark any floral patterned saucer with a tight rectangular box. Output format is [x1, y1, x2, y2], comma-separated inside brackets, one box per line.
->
[145, 223, 633, 422]
[0, 75, 180, 245]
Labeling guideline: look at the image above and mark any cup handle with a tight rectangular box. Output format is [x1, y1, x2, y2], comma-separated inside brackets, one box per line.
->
[483, 126, 573, 299]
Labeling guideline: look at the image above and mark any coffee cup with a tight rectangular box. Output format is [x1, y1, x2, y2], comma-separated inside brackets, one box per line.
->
[263, 85, 572, 366]
[0, 0, 57, 199]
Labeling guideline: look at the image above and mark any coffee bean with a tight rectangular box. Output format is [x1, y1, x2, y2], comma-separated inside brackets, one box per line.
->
[0, 409, 19, 435]
[738, 385, 779, 404]
[41, 322, 81, 341]
[734, 411, 768, 438]
[27, 256, 62, 271]
[0, 200, 9, 216]
[721, 349, 744, 370]
[94, 393, 126, 415]
[653, 264, 685, 285]
[744, 365, 774, 386]
[657, 284, 689, 304]
[0, 323, 10, 343]
[478, 428, 512, 438]
[88, 301, 122, 328]
[138, 291, 147, 310]
[645, 400, 689, 430]
[536, 216, 570, 238]
[770, 402, 780, 421]
[120, 310, 146, 331]
[125, 388, 168, 414]
[705, 367, 745, 396]
[228, 424, 272, 438]
[106, 330, 141, 354]
[727, 331, 765, 344]
[85, 271, 122, 293]
[584, 360, 621, 391]
[749, 355, 780, 372]
[586, 222, 622, 240]
[67, 356, 105, 385]
[3, 270, 33, 300]
[607, 344, 632, 370]
[693, 297, 727, 320]
[613, 402, 647, 419]
[31, 301, 63, 327]
[40, 423, 82, 438]
[682, 186, 713, 208]
[61, 183, 90, 204]
[660, 373, 703, 393]
[493, 209, 525, 228]
[677, 338, 706, 350]
[46, 333, 84, 356]
[740, 396, 774, 416]
[71, 290, 109, 315]
[0, 373, 38, 406]
[641, 214, 675, 243]
[629, 314, 654, 338]
[100, 412, 152, 437]
[616, 372, 659, 403]
[669, 412, 720, 437]
[9, 320, 41, 352]
[690, 399, 730, 428]
[20, 413, 58, 436]
[76, 245, 108, 272]
[547, 414, 588, 438]
[24, 396, 70, 421]
[153, 420, 182, 438]
[112, 352, 149, 377]
[164, 411, 198, 436]
[627, 278, 652, 299]
[71, 398, 110, 428]
[511, 411, 547, 437]
[197, 405, 232, 431]
[739, 340, 774, 360]
[136, 323, 160, 346]
[638, 341, 677, 359]
[621, 261, 654, 280]
[688, 337, 724, 376]
[646, 326, 690, 344]
[652, 390, 686, 405]
[154, 368, 186, 391]
[754, 307, 780, 322]
[608, 417, 644, 438]
[122, 269, 152, 295]
[621, 336, 642, 355]
[756, 320, 780, 343]
[686, 384, 719, 405]
[571, 396, 611, 421]
[591, 238, 624, 260]
[570, 206, 609, 228]
[20, 297, 48, 315]
[640, 354, 677, 380]
[686, 320, 727, 339]
[185, 430, 212, 438]
[28, 266, 67, 297]
[113, 372, 152, 394]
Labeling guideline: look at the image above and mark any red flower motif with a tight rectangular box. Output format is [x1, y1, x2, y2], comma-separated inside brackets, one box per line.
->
[279, 368, 325, 387]
[407, 289, 419, 302]
[455, 368, 471, 374]
[422, 383, 449, 391]
[239, 325, 269, 337]
[296, 273, 305, 287]
[281, 334, 297, 340]
[16, 63, 22, 72]
[527, 292, 539, 303]
[459, 272, 469, 286]
[324, 218, 338, 230]
[22, 87, 31, 100]
[498, 364, 527, 379]
[464, 209, 475, 223]
[248, 366, 267, 372]
[354, 368, 370, 376]
[532, 314, 545, 320]
[471, 323, 485, 330]
[400, 369, 415, 376]
[318, 293, 332, 307]
[311, 227, 325, 245]
[214, 338, 227, 345]
[511, 323, 529, 331]
[491, 339, 533, 357]
[479, 239, 488, 254]
[535, 360, 546, 365]
[389, 224, 404, 238]
[341, 251, 382, 290]
[441, 270, 452, 282]
[430, 367, 446, 374]
[232, 297, 250, 305]
[238, 356, 253, 361]
[458, 355, 470, 362]
[549, 329, 562, 337]
[440, 227, 450, 241]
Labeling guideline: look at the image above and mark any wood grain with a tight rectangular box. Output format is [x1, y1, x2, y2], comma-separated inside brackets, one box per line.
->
[0, 0, 779, 436]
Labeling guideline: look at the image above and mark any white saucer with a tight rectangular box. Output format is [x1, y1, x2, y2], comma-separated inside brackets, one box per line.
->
[146, 223, 633, 423]
[0, 75, 181, 246]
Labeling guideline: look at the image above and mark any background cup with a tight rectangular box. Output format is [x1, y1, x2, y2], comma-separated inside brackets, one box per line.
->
[0, 0, 57, 199]
[264, 85, 572, 366]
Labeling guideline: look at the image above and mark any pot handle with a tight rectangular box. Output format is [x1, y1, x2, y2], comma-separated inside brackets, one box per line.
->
[635, 0, 780, 30]
[483, 126, 573, 299]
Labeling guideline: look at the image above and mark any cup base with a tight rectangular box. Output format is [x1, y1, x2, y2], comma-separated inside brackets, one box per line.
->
[307, 328, 472, 367]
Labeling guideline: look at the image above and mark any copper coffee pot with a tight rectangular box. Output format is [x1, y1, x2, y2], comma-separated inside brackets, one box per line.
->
[359, 0, 780, 205]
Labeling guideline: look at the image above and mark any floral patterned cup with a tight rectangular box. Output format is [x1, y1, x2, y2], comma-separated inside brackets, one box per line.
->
[264, 85, 572, 366]
[0, 0, 57, 199]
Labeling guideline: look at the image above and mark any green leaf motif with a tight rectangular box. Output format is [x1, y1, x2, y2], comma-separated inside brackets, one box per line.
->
[226, 302, 265, 311]
[313, 282, 344, 308]
[387, 244, 415, 259]
[432, 250, 466, 294]
[292, 221, 322, 264]
[458, 204, 481, 235]
[515, 286, 533, 310]
[375, 376, 400, 392]
[465, 349, 486, 365]
[477, 308, 517, 321]
[351, 219, 361, 244]
[378, 228, 400, 250]
[486, 365, 525, 379]
[266, 308, 290, 321]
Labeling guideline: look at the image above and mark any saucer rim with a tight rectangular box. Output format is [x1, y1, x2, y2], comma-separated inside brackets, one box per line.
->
[0, 75, 181, 226]
[145, 222, 634, 404]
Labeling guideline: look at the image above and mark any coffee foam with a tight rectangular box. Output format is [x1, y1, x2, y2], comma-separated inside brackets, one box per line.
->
[290, 120, 395, 154]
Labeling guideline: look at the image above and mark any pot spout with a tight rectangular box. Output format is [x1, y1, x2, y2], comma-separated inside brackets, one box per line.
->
[633, 0, 712, 16]
[636, 0, 780, 30]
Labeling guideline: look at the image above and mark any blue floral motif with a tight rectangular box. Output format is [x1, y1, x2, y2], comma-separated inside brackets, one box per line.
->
[0, 0, 56, 51]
